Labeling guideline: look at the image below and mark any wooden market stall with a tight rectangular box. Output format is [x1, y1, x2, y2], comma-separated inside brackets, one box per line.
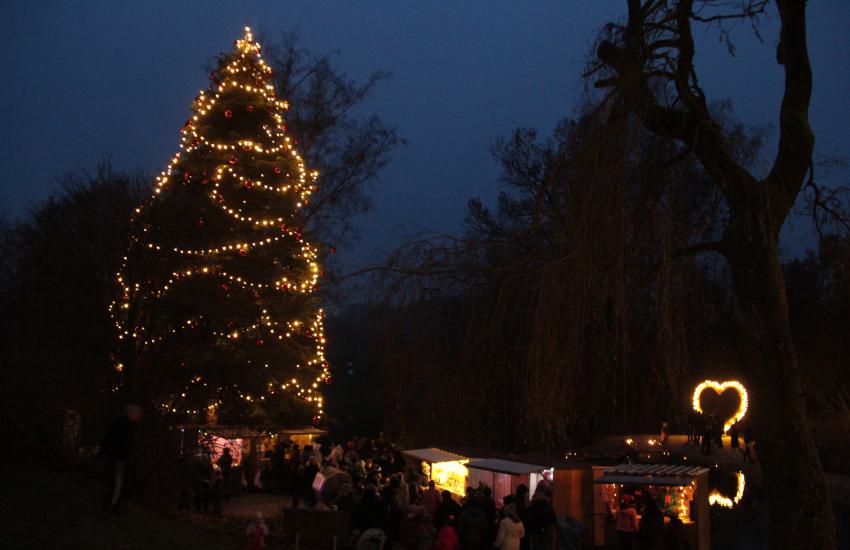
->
[279, 426, 327, 450]
[593, 463, 710, 550]
[466, 458, 550, 506]
[403, 447, 469, 496]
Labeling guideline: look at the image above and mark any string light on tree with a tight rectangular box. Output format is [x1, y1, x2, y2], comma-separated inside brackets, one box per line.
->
[110, 27, 330, 424]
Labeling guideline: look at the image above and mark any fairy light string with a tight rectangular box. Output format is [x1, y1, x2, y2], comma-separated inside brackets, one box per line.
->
[110, 27, 328, 421]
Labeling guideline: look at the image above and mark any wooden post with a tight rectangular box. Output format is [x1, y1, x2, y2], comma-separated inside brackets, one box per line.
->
[695, 471, 710, 550]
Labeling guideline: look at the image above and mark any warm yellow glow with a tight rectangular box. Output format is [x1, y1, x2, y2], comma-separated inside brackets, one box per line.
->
[430, 460, 469, 496]
[109, 26, 330, 420]
[692, 380, 748, 433]
[709, 471, 745, 508]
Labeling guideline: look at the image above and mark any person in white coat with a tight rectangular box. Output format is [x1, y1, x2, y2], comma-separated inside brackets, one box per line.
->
[494, 503, 525, 550]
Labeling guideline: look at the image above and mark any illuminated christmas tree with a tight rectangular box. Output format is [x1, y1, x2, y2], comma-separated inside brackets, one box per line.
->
[111, 28, 328, 425]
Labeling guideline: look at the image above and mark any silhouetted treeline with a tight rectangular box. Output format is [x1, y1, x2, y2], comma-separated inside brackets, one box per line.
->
[0, 166, 148, 457]
[361, 107, 850, 472]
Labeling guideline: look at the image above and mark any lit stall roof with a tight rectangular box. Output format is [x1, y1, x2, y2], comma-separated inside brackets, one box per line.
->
[594, 463, 709, 486]
[467, 458, 547, 475]
[403, 448, 468, 463]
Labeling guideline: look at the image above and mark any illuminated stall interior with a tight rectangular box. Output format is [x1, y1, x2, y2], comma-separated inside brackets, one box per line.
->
[403, 448, 469, 496]
[594, 464, 711, 550]
[180, 424, 325, 467]
[279, 426, 327, 450]
[466, 459, 551, 506]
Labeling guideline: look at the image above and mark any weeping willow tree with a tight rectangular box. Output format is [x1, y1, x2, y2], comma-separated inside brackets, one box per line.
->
[367, 99, 759, 450]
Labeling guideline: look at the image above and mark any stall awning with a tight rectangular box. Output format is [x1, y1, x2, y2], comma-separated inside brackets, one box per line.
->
[594, 463, 708, 486]
[403, 448, 467, 463]
[467, 458, 546, 475]
[279, 427, 327, 436]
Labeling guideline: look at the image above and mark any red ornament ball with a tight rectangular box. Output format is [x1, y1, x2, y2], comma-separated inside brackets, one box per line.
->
[224, 110, 233, 118]
[239, 248, 249, 256]
[247, 105, 254, 112]
[274, 166, 281, 174]
[243, 180, 253, 189]
[229, 156, 237, 164]
[255, 338, 264, 346]
[195, 218, 204, 227]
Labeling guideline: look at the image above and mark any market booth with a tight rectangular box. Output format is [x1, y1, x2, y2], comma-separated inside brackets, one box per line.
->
[403, 448, 469, 496]
[279, 426, 327, 450]
[466, 458, 550, 506]
[593, 463, 710, 550]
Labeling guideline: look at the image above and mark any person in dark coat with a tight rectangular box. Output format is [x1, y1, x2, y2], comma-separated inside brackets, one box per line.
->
[700, 415, 713, 455]
[303, 458, 320, 507]
[479, 486, 497, 546]
[712, 412, 723, 448]
[729, 421, 740, 450]
[525, 492, 556, 550]
[638, 497, 664, 550]
[191, 447, 213, 512]
[693, 412, 704, 447]
[664, 513, 688, 550]
[457, 496, 488, 550]
[354, 484, 386, 532]
[98, 404, 143, 512]
[435, 490, 463, 530]
[217, 447, 233, 495]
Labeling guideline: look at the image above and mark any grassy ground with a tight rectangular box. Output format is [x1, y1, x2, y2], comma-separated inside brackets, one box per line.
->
[3, 467, 244, 550]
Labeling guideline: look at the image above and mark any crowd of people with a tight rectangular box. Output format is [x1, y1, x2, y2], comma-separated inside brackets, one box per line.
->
[266, 434, 558, 550]
[612, 494, 688, 550]
[686, 411, 755, 461]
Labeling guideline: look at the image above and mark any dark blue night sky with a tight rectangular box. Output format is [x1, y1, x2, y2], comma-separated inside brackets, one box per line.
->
[3, 1, 848, 266]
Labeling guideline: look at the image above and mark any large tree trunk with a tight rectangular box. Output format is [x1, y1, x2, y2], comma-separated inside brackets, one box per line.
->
[726, 213, 835, 550]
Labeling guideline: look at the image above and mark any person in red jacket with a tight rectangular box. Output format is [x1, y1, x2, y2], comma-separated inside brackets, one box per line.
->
[434, 515, 460, 550]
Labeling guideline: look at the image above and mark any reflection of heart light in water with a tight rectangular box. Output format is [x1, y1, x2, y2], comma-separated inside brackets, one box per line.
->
[692, 380, 748, 433]
[709, 471, 745, 507]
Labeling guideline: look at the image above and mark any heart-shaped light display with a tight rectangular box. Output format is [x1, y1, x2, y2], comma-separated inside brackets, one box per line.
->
[692, 380, 748, 433]
[709, 471, 745, 508]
